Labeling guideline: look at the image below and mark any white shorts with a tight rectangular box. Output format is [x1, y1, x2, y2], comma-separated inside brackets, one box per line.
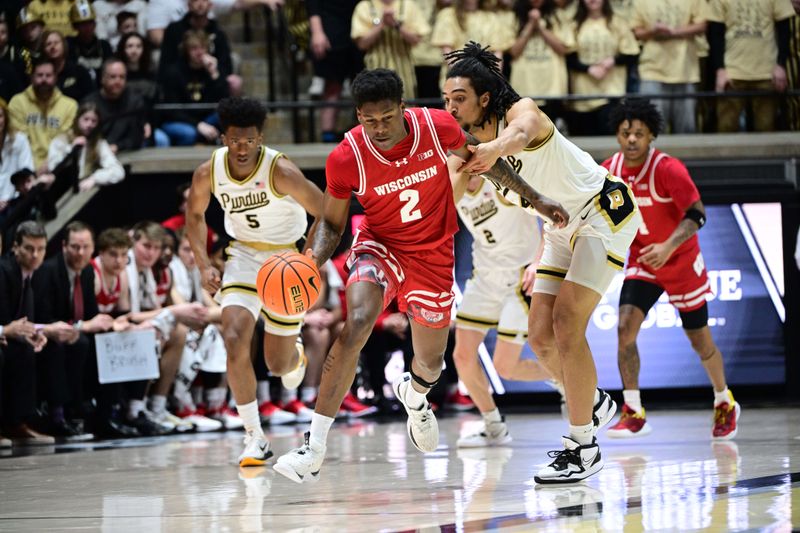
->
[218, 242, 304, 336]
[456, 267, 529, 345]
[534, 178, 642, 296]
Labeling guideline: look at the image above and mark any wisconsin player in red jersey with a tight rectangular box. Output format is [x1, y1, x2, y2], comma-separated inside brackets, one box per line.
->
[92, 228, 132, 316]
[601, 98, 740, 440]
[274, 68, 567, 483]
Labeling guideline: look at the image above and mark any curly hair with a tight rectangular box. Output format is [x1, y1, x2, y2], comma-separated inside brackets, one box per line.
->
[608, 98, 664, 137]
[217, 97, 267, 132]
[351, 68, 404, 108]
[444, 42, 520, 128]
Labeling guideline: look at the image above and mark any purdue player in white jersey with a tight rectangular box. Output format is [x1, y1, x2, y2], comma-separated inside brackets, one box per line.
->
[452, 174, 554, 448]
[186, 97, 324, 467]
[444, 43, 641, 484]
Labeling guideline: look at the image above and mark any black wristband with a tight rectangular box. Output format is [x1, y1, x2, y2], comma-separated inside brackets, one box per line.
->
[684, 207, 706, 229]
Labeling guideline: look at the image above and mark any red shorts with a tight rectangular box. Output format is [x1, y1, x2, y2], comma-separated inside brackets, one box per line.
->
[345, 233, 455, 328]
[625, 246, 711, 312]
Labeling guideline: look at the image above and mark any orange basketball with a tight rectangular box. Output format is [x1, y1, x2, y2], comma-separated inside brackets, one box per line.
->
[257, 251, 321, 316]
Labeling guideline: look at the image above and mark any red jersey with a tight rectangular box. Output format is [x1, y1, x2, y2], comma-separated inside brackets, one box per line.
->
[602, 148, 701, 259]
[326, 107, 466, 251]
[92, 258, 121, 313]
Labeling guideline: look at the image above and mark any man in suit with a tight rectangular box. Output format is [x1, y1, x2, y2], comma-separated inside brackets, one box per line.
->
[36, 221, 114, 440]
[0, 221, 74, 444]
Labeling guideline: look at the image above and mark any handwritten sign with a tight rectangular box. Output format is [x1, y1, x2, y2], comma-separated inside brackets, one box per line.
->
[96, 329, 160, 384]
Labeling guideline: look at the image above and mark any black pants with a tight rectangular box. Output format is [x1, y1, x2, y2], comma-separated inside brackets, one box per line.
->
[1, 340, 37, 424]
[38, 333, 91, 412]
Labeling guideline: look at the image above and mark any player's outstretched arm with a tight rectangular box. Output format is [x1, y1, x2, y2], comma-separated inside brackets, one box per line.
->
[272, 156, 324, 218]
[452, 134, 569, 228]
[309, 191, 350, 267]
[186, 160, 220, 292]
[457, 98, 543, 175]
[448, 154, 470, 202]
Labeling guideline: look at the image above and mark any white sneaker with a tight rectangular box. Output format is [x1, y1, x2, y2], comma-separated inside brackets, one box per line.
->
[593, 389, 616, 431]
[182, 413, 223, 432]
[392, 372, 439, 453]
[143, 408, 176, 433]
[281, 342, 307, 390]
[534, 436, 603, 485]
[457, 419, 512, 448]
[208, 407, 245, 430]
[155, 410, 194, 433]
[274, 431, 325, 483]
[238, 431, 270, 467]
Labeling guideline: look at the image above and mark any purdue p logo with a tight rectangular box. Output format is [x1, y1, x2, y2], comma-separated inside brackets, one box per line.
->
[606, 190, 625, 210]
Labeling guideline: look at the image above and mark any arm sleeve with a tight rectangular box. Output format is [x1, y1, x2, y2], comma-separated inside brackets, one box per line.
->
[427, 108, 466, 151]
[325, 143, 357, 199]
[566, 52, 591, 72]
[614, 53, 638, 66]
[658, 158, 701, 211]
[708, 21, 726, 71]
[776, 18, 790, 66]
[89, 140, 126, 185]
[306, 0, 322, 18]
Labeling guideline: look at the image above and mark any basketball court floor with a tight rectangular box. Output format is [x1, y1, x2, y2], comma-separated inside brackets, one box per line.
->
[1, 407, 798, 532]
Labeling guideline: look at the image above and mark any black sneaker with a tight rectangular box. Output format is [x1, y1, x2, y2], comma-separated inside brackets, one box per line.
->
[128, 412, 172, 436]
[534, 436, 603, 484]
[50, 419, 94, 442]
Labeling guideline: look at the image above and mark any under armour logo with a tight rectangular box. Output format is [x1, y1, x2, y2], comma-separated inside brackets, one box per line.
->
[394, 158, 409, 167]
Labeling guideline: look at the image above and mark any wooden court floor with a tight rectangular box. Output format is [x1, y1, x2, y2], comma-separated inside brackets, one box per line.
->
[0, 407, 798, 532]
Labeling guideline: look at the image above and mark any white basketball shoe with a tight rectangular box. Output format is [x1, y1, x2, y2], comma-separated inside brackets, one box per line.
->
[238, 431, 270, 467]
[392, 372, 439, 453]
[274, 431, 325, 483]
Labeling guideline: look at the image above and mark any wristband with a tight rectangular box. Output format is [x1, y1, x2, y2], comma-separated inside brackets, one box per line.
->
[684, 208, 706, 229]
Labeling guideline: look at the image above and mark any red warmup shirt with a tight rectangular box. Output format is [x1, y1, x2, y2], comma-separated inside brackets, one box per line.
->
[326, 107, 466, 252]
[603, 148, 701, 259]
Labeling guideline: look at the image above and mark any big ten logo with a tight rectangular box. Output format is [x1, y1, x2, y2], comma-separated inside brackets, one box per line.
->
[290, 285, 304, 313]
[591, 270, 742, 330]
[417, 149, 434, 161]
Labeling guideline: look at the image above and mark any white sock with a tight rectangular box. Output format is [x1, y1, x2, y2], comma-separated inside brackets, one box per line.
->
[714, 387, 731, 406]
[623, 390, 643, 413]
[149, 394, 167, 414]
[403, 382, 428, 410]
[309, 412, 334, 450]
[482, 408, 502, 425]
[128, 399, 145, 420]
[593, 388, 600, 405]
[281, 387, 297, 405]
[237, 400, 263, 436]
[256, 381, 271, 404]
[206, 387, 227, 411]
[569, 422, 594, 446]
[300, 386, 316, 404]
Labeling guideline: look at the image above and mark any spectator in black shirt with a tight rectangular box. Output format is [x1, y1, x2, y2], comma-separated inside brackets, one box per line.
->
[41, 29, 94, 103]
[159, 30, 229, 146]
[66, 0, 114, 84]
[158, 0, 242, 96]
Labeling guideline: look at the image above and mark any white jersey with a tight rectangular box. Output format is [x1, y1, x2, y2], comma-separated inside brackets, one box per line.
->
[491, 117, 607, 222]
[211, 146, 308, 245]
[457, 179, 539, 271]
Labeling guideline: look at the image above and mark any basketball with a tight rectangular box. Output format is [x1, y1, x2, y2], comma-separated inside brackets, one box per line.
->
[256, 251, 321, 316]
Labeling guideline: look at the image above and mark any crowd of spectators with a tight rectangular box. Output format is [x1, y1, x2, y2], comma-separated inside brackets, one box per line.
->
[0, 0, 798, 447]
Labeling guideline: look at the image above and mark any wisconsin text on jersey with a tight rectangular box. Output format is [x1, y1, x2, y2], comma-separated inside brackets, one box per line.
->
[372, 165, 438, 196]
[219, 190, 270, 213]
[460, 198, 499, 226]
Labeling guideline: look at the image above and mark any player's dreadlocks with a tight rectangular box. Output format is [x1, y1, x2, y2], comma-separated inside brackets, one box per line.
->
[608, 98, 664, 137]
[444, 42, 520, 128]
